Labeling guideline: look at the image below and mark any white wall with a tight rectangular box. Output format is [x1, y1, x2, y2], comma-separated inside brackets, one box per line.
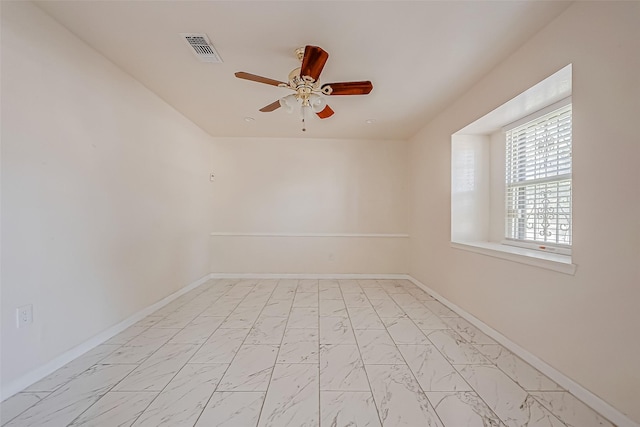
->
[409, 2, 640, 423]
[1, 2, 214, 392]
[209, 137, 408, 273]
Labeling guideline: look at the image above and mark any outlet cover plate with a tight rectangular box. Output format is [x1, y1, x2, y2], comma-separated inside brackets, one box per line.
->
[17, 304, 33, 328]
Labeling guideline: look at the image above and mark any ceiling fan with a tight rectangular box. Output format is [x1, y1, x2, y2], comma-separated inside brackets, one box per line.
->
[235, 45, 373, 131]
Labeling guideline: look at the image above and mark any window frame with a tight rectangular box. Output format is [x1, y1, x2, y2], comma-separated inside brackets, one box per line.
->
[449, 65, 575, 274]
[502, 98, 573, 254]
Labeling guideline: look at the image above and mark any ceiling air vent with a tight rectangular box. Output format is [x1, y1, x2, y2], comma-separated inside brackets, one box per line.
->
[180, 33, 223, 63]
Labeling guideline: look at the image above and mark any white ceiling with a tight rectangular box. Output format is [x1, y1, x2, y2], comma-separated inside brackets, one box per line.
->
[35, 1, 571, 140]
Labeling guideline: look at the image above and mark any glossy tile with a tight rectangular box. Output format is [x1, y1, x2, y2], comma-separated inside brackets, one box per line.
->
[288, 308, 319, 328]
[406, 288, 435, 301]
[0, 393, 50, 426]
[169, 316, 225, 344]
[133, 316, 164, 328]
[293, 292, 319, 308]
[530, 391, 614, 427]
[319, 345, 369, 391]
[219, 308, 260, 329]
[190, 328, 250, 364]
[241, 295, 270, 309]
[319, 279, 340, 290]
[217, 345, 279, 391]
[278, 329, 319, 364]
[99, 344, 162, 365]
[371, 300, 406, 318]
[6, 279, 614, 427]
[69, 391, 157, 427]
[258, 363, 319, 427]
[199, 298, 243, 317]
[358, 280, 380, 288]
[319, 316, 356, 345]
[152, 311, 199, 329]
[261, 299, 293, 317]
[338, 280, 362, 294]
[132, 364, 227, 427]
[363, 287, 391, 300]
[103, 326, 148, 345]
[348, 306, 385, 330]
[475, 345, 562, 391]
[390, 294, 424, 309]
[195, 392, 265, 427]
[113, 343, 199, 391]
[366, 364, 444, 426]
[122, 327, 180, 347]
[425, 330, 490, 365]
[321, 391, 381, 427]
[397, 345, 471, 392]
[423, 301, 458, 318]
[354, 329, 404, 365]
[319, 287, 343, 300]
[426, 391, 504, 427]
[245, 316, 288, 345]
[319, 299, 348, 317]
[457, 365, 564, 427]
[412, 312, 449, 330]
[270, 287, 296, 300]
[6, 364, 136, 427]
[25, 345, 120, 391]
[442, 317, 496, 344]
[382, 317, 429, 345]
[403, 305, 441, 321]
[343, 293, 371, 308]
[297, 280, 319, 293]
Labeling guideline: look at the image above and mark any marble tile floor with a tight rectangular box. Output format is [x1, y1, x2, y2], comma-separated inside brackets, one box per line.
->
[1, 279, 615, 427]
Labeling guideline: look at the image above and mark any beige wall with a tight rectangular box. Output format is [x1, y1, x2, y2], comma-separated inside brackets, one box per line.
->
[1, 2, 214, 391]
[408, 2, 640, 422]
[209, 137, 409, 273]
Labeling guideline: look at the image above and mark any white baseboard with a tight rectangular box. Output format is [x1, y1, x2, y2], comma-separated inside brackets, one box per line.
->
[209, 273, 408, 280]
[0, 273, 211, 402]
[407, 275, 639, 427]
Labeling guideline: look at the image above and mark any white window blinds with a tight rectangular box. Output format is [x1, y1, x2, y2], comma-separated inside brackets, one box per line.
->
[505, 104, 572, 246]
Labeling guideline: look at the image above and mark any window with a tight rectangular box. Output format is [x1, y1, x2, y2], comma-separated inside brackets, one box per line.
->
[505, 104, 572, 249]
[450, 64, 575, 274]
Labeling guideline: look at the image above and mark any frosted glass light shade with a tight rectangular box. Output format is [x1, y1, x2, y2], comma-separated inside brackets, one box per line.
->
[309, 94, 327, 113]
[279, 94, 298, 114]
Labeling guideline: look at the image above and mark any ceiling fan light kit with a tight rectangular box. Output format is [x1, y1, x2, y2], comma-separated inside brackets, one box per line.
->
[235, 45, 373, 131]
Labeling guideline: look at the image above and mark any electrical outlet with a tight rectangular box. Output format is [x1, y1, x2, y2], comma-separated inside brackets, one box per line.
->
[16, 304, 33, 328]
[209, 173, 215, 182]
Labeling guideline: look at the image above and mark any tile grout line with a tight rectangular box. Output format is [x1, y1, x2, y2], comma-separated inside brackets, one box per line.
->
[159, 278, 255, 427]
[363, 279, 448, 427]
[415, 299, 563, 426]
[339, 279, 385, 427]
[32, 283, 223, 426]
[117, 279, 246, 427]
[0, 392, 52, 427]
[67, 279, 239, 427]
[395, 283, 510, 427]
[405, 287, 524, 427]
[245, 278, 294, 427]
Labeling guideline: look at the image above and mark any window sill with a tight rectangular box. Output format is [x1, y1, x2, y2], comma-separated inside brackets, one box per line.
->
[450, 241, 576, 275]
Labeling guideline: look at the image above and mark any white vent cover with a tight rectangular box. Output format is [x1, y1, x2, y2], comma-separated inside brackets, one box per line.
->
[180, 33, 223, 63]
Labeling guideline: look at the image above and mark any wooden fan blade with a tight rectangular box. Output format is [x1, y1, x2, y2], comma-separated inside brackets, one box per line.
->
[316, 105, 334, 119]
[235, 72, 286, 87]
[259, 100, 282, 112]
[321, 81, 373, 95]
[300, 45, 329, 82]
